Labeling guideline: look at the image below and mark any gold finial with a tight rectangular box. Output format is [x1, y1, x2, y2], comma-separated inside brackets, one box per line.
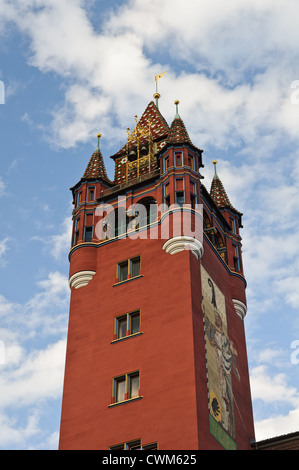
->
[174, 100, 180, 118]
[153, 92, 161, 107]
[95, 132, 102, 149]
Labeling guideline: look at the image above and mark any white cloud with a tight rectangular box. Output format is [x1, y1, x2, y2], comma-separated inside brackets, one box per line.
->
[250, 364, 299, 440]
[0, 339, 66, 408]
[2, 0, 299, 152]
[254, 407, 299, 442]
[0, 411, 41, 448]
[0, 266, 68, 448]
[49, 217, 72, 261]
[0, 237, 10, 267]
[251, 365, 299, 406]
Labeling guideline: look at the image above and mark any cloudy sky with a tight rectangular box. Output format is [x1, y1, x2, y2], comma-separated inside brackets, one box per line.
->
[0, 0, 299, 450]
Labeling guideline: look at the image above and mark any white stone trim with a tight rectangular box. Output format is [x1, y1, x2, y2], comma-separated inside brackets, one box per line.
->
[162, 236, 204, 260]
[69, 270, 96, 289]
[232, 299, 247, 319]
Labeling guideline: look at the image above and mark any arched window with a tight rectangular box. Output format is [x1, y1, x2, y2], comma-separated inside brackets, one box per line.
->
[133, 197, 157, 229]
[104, 207, 128, 239]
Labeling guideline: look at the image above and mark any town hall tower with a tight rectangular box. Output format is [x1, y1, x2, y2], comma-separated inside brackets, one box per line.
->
[59, 93, 255, 450]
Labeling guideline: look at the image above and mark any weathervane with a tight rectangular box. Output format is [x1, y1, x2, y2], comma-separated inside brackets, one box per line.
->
[154, 71, 167, 108]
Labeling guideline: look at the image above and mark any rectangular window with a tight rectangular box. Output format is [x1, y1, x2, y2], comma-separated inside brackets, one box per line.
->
[129, 373, 139, 399]
[116, 256, 141, 283]
[127, 440, 141, 450]
[115, 376, 126, 403]
[84, 226, 93, 242]
[77, 191, 82, 207]
[115, 310, 140, 340]
[109, 440, 158, 450]
[131, 257, 140, 278]
[87, 187, 95, 202]
[112, 371, 140, 404]
[73, 217, 80, 245]
[190, 180, 197, 209]
[175, 152, 182, 166]
[230, 217, 237, 234]
[117, 315, 127, 339]
[118, 261, 129, 282]
[188, 154, 195, 170]
[130, 312, 140, 335]
[175, 191, 185, 207]
[232, 244, 241, 271]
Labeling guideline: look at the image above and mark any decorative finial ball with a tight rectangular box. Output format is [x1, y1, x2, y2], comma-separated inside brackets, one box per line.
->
[174, 100, 180, 105]
[212, 160, 217, 165]
[153, 92, 161, 100]
[97, 133, 102, 139]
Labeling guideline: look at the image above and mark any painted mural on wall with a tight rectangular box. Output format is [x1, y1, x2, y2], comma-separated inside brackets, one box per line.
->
[201, 265, 240, 449]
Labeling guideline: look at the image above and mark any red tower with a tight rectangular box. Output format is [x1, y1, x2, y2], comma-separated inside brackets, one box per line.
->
[59, 96, 255, 450]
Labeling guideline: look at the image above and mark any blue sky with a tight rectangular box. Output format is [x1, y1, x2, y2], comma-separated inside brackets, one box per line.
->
[0, 0, 299, 450]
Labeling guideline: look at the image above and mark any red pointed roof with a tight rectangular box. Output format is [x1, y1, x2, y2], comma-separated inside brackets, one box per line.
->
[210, 174, 233, 209]
[210, 162, 240, 214]
[168, 116, 193, 145]
[83, 147, 111, 182]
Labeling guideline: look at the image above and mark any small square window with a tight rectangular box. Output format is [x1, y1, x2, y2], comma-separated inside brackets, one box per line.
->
[117, 256, 141, 283]
[115, 311, 140, 340]
[113, 371, 140, 404]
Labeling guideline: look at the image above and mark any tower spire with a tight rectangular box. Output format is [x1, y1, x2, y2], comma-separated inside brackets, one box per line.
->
[82, 132, 110, 182]
[210, 160, 233, 209]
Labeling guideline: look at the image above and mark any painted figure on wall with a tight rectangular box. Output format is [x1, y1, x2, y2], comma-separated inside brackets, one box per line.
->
[201, 266, 240, 441]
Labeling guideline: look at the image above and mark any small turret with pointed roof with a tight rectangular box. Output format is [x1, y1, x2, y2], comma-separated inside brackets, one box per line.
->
[210, 160, 242, 220]
[210, 160, 233, 209]
[83, 133, 111, 182]
[167, 100, 193, 145]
